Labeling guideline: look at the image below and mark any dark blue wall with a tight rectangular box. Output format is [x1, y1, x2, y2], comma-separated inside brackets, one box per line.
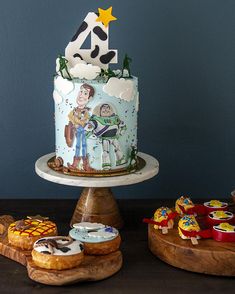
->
[0, 0, 234, 199]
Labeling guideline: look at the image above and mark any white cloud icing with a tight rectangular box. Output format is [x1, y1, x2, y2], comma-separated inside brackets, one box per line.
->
[88, 231, 117, 239]
[103, 77, 135, 101]
[54, 76, 74, 95]
[53, 90, 63, 104]
[70, 63, 101, 80]
[73, 222, 105, 231]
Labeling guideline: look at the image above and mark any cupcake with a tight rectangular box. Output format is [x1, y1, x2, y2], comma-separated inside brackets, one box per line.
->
[212, 223, 235, 242]
[204, 200, 228, 213]
[175, 196, 195, 215]
[153, 207, 175, 234]
[207, 211, 233, 227]
[178, 215, 200, 245]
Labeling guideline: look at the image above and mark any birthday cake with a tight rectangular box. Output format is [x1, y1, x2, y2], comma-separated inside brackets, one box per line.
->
[52, 7, 139, 175]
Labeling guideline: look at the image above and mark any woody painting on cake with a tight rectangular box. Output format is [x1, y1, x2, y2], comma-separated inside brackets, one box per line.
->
[65, 83, 94, 171]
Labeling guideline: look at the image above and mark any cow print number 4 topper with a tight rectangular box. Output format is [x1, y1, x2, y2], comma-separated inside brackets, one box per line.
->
[65, 7, 118, 70]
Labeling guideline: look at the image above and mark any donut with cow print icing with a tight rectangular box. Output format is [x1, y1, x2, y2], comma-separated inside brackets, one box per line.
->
[32, 236, 84, 270]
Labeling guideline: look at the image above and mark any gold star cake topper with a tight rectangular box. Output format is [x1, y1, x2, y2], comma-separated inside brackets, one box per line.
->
[96, 6, 117, 27]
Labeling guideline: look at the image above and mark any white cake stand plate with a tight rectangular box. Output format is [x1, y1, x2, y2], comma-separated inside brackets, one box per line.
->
[35, 152, 159, 228]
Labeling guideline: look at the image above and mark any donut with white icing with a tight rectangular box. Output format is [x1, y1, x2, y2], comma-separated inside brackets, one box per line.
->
[32, 236, 84, 270]
[70, 222, 121, 255]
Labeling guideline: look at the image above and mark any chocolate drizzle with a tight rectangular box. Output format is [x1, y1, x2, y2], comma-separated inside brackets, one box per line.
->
[15, 220, 31, 230]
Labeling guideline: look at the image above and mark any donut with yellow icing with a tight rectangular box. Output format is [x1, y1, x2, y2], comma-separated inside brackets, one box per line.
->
[8, 218, 57, 250]
[175, 196, 194, 215]
[32, 236, 84, 270]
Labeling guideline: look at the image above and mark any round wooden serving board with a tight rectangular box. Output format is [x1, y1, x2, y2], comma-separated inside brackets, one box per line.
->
[0, 216, 122, 286]
[148, 223, 235, 276]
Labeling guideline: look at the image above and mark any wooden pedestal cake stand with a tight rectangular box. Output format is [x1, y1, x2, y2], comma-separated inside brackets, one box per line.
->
[148, 222, 235, 276]
[35, 152, 159, 229]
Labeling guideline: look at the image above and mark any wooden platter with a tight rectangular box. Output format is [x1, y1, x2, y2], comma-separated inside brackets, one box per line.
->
[0, 216, 122, 285]
[27, 251, 122, 285]
[148, 223, 235, 276]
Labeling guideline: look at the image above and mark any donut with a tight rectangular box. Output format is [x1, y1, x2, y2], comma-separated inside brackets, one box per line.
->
[8, 217, 57, 250]
[70, 222, 121, 255]
[175, 196, 195, 215]
[32, 236, 84, 270]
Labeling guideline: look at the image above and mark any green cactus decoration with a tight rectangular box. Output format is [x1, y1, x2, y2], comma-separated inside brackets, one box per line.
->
[100, 68, 117, 80]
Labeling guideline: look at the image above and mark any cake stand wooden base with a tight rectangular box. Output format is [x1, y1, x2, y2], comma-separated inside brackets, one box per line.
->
[0, 216, 123, 286]
[148, 223, 235, 276]
[70, 187, 123, 228]
[35, 152, 159, 229]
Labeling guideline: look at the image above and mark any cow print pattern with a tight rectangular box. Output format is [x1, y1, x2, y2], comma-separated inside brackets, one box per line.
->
[58, 247, 71, 253]
[71, 21, 88, 42]
[93, 26, 107, 41]
[73, 53, 83, 60]
[91, 45, 100, 58]
[65, 12, 117, 68]
[100, 51, 116, 64]
[41, 251, 51, 255]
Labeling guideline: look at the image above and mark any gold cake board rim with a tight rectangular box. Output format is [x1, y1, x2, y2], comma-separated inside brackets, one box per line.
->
[47, 156, 146, 178]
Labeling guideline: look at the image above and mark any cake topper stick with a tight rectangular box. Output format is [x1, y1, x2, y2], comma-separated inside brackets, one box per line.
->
[162, 227, 168, 234]
[191, 237, 198, 245]
[65, 8, 118, 69]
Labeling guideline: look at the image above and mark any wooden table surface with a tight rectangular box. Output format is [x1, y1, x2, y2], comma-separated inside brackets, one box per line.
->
[0, 199, 234, 294]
